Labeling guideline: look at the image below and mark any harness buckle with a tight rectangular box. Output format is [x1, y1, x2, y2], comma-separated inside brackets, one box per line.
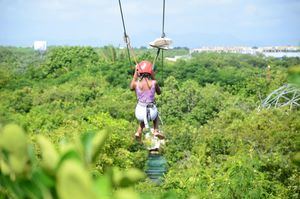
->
[147, 104, 154, 108]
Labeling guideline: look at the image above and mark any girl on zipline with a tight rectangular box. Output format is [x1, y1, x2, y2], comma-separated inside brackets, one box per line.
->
[130, 60, 165, 142]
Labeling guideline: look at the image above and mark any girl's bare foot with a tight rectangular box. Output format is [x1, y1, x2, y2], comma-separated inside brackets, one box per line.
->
[135, 132, 142, 142]
[153, 130, 165, 139]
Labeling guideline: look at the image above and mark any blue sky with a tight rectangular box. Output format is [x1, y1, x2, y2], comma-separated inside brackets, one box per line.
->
[0, 0, 299, 48]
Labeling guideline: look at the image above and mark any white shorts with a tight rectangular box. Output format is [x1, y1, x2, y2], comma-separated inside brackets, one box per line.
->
[135, 102, 158, 128]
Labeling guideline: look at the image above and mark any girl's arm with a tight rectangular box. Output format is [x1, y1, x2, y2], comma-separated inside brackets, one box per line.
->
[151, 71, 161, 95]
[130, 70, 138, 91]
[155, 80, 161, 95]
[151, 71, 156, 80]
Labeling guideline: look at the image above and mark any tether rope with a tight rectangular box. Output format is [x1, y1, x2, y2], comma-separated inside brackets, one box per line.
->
[158, 0, 166, 126]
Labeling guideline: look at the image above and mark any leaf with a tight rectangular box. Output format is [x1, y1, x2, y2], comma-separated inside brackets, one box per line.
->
[1, 175, 25, 198]
[36, 135, 59, 172]
[111, 167, 123, 187]
[19, 179, 44, 199]
[120, 168, 146, 187]
[0, 124, 27, 154]
[9, 155, 28, 176]
[91, 130, 108, 162]
[111, 167, 145, 188]
[0, 124, 28, 174]
[0, 159, 11, 175]
[94, 174, 112, 199]
[31, 169, 54, 199]
[56, 160, 97, 199]
[32, 169, 55, 188]
[114, 188, 140, 199]
[56, 150, 81, 171]
[80, 132, 95, 164]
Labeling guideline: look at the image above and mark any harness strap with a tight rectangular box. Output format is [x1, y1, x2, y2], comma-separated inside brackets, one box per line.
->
[138, 101, 155, 107]
[145, 106, 151, 128]
[137, 102, 156, 129]
[152, 48, 161, 69]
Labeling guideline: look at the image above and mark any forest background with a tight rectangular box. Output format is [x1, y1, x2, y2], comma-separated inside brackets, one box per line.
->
[0, 46, 299, 199]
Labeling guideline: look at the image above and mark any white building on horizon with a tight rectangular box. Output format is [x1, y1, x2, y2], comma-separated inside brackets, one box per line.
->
[191, 45, 300, 58]
[33, 41, 47, 51]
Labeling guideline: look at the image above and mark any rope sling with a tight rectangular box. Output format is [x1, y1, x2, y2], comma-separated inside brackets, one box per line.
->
[117, 0, 168, 71]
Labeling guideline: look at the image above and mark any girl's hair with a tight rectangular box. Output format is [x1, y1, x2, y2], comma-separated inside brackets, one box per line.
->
[139, 73, 151, 79]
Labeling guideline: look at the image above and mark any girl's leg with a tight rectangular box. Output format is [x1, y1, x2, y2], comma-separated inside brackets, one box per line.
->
[137, 122, 145, 135]
[153, 117, 159, 133]
[135, 122, 145, 141]
[153, 117, 165, 139]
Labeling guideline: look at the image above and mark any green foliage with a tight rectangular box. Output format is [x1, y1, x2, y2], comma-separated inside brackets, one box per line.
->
[0, 124, 145, 199]
[288, 65, 300, 87]
[158, 77, 230, 125]
[32, 46, 99, 79]
[98, 45, 118, 63]
[1, 46, 300, 198]
[142, 108, 299, 199]
[0, 66, 13, 89]
[36, 135, 59, 172]
[0, 124, 28, 176]
[0, 47, 19, 65]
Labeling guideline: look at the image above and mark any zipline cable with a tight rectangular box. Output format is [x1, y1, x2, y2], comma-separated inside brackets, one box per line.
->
[161, 0, 166, 68]
[153, 0, 166, 68]
[161, 0, 166, 38]
[158, 0, 166, 126]
[118, 0, 138, 69]
[118, 0, 131, 65]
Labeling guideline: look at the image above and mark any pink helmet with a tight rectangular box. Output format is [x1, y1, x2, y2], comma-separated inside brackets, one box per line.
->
[136, 61, 153, 75]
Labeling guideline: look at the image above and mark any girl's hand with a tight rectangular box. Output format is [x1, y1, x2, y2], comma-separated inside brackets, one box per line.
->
[133, 68, 138, 80]
[151, 71, 156, 80]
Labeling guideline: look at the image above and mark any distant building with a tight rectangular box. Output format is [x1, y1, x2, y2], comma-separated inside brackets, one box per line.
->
[165, 55, 191, 62]
[192, 46, 257, 55]
[33, 41, 47, 51]
[191, 46, 300, 58]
